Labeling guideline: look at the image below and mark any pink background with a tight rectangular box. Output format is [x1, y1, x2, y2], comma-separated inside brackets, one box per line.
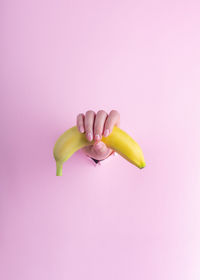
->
[1, 0, 200, 279]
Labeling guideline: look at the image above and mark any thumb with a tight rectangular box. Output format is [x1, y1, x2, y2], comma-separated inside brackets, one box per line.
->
[92, 141, 109, 155]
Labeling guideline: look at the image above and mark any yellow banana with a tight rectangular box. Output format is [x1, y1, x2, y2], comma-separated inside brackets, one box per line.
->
[53, 125, 146, 176]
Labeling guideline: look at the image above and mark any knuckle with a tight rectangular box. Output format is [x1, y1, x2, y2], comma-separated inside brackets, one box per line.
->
[97, 109, 106, 115]
[110, 109, 120, 116]
[85, 110, 95, 116]
[77, 113, 83, 120]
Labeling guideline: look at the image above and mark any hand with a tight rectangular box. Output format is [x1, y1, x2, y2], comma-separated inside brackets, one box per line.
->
[76, 110, 120, 161]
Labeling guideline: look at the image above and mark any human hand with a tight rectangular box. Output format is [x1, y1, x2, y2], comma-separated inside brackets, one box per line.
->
[76, 110, 120, 161]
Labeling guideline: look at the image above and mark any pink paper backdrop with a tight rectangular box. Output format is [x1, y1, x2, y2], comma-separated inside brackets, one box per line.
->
[1, 0, 200, 279]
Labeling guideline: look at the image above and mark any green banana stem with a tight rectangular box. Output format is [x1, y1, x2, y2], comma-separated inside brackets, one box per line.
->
[56, 161, 63, 176]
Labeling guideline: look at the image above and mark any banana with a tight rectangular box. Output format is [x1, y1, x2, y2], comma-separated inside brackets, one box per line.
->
[53, 125, 146, 176]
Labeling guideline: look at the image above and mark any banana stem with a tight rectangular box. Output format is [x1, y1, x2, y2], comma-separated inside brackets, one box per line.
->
[56, 161, 63, 176]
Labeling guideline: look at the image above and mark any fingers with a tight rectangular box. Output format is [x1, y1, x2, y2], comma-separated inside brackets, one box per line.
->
[76, 109, 120, 142]
[84, 110, 96, 141]
[76, 113, 85, 133]
[93, 110, 108, 141]
[92, 141, 108, 155]
[103, 110, 120, 137]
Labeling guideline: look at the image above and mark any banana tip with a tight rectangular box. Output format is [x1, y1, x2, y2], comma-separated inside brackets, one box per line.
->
[140, 162, 146, 169]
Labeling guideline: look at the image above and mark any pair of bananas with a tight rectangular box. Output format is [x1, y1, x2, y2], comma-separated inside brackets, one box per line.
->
[53, 125, 146, 176]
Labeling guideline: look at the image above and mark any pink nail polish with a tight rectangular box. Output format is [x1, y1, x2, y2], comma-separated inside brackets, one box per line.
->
[87, 132, 93, 141]
[95, 134, 100, 141]
[80, 126, 84, 133]
[104, 129, 109, 137]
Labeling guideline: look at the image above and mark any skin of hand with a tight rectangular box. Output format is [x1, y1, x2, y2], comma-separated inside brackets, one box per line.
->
[76, 110, 120, 161]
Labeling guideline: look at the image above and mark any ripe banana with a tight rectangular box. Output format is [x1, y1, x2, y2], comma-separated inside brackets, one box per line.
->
[53, 125, 146, 176]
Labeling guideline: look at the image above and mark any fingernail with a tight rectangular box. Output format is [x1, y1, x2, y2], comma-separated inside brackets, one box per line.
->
[95, 134, 100, 141]
[87, 132, 93, 141]
[104, 129, 109, 137]
[80, 126, 84, 133]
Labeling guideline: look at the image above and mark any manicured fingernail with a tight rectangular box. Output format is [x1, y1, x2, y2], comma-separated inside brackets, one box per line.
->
[80, 126, 84, 133]
[95, 134, 100, 141]
[87, 132, 93, 141]
[104, 129, 109, 137]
